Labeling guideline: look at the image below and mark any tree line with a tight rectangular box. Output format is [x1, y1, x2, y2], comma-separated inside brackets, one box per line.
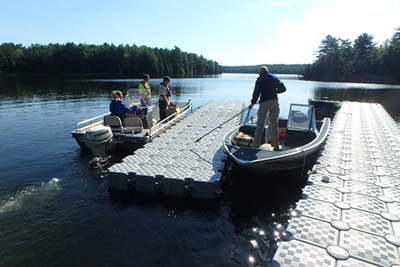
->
[300, 28, 400, 84]
[0, 43, 221, 78]
[222, 64, 307, 74]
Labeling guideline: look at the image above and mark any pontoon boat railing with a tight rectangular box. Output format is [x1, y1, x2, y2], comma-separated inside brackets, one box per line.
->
[148, 100, 192, 139]
[74, 112, 110, 131]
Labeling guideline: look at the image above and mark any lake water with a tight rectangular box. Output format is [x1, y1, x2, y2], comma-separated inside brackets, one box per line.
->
[1, 73, 399, 266]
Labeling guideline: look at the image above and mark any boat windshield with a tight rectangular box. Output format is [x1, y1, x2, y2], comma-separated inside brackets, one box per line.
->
[126, 88, 152, 107]
[287, 104, 315, 131]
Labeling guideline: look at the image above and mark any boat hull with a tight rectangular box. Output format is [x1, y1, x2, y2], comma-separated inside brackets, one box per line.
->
[226, 144, 321, 172]
[72, 132, 148, 154]
[223, 117, 331, 173]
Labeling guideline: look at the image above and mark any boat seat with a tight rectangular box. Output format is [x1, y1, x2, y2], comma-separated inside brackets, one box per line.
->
[104, 115, 123, 132]
[123, 117, 143, 134]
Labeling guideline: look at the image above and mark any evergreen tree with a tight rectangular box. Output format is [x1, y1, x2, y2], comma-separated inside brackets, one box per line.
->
[352, 33, 376, 75]
[337, 39, 353, 79]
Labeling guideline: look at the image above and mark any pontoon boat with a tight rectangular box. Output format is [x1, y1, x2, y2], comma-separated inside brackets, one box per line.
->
[71, 89, 192, 156]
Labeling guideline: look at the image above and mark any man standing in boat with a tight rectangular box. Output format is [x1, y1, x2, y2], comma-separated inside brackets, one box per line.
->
[248, 66, 286, 150]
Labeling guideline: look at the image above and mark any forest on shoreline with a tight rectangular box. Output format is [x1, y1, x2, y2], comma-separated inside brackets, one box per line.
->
[222, 64, 306, 74]
[0, 43, 221, 78]
[300, 28, 400, 84]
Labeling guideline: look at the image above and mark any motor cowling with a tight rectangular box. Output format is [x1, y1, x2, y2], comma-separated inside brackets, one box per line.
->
[84, 125, 114, 156]
[84, 125, 112, 142]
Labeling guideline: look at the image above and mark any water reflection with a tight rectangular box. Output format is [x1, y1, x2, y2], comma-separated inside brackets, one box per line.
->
[2, 75, 400, 123]
[221, 161, 307, 265]
[0, 74, 399, 266]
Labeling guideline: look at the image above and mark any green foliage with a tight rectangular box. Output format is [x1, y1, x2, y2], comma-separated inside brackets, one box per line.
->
[301, 28, 400, 84]
[222, 64, 307, 74]
[0, 43, 221, 77]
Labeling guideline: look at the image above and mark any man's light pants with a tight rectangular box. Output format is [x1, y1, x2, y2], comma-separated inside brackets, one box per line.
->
[253, 98, 279, 149]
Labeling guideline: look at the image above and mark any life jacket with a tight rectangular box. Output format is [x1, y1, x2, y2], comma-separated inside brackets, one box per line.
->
[159, 82, 171, 97]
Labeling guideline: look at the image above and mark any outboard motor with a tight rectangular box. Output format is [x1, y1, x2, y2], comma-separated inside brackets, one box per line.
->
[84, 125, 114, 156]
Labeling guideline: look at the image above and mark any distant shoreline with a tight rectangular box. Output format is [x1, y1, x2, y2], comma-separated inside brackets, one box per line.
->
[1, 72, 399, 86]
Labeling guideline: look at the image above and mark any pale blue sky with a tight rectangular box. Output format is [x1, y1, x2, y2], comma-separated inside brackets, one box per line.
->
[1, 0, 399, 65]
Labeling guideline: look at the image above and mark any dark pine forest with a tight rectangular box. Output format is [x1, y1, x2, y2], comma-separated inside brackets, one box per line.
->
[300, 28, 400, 84]
[0, 43, 221, 78]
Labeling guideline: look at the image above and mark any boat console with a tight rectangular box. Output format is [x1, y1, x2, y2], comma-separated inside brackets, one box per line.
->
[285, 104, 317, 148]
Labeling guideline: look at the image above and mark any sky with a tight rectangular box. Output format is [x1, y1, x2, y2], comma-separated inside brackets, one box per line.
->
[0, 0, 399, 65]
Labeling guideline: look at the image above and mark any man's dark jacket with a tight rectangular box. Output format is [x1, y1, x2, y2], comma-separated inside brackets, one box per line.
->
[251, 72, 286, 104]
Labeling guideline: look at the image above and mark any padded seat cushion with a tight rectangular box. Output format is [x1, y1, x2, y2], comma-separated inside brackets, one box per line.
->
[123, 117, 143, 134]
[232, 131, 254, 147]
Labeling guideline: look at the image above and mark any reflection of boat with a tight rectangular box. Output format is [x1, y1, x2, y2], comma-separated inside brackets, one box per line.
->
[308, 97, 341, 120]
[223, 104, 330, 173]
[71, 89, 192, 156]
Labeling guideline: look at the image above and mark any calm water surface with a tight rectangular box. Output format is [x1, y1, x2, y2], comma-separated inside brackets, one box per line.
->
[1, 74, 399, 266]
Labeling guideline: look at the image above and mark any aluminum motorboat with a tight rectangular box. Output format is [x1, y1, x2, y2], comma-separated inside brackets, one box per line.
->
[223, 103, 330, 173]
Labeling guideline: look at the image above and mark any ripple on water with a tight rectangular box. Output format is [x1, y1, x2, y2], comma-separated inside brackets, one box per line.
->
[0, 178, 61, 214]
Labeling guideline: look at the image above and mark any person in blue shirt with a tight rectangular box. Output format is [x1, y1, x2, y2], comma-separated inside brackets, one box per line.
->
[109, 90, 137, 120]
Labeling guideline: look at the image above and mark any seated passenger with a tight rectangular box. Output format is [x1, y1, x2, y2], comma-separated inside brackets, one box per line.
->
[109, 90, 138, 120]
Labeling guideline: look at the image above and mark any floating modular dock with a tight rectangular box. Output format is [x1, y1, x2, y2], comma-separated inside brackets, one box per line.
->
[273, 102, 400, 266]
[107, 100, 244, 200]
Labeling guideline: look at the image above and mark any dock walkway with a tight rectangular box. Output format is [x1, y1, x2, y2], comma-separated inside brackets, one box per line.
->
[273, 102, 400, 266]
[107, 100, 244, 200]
